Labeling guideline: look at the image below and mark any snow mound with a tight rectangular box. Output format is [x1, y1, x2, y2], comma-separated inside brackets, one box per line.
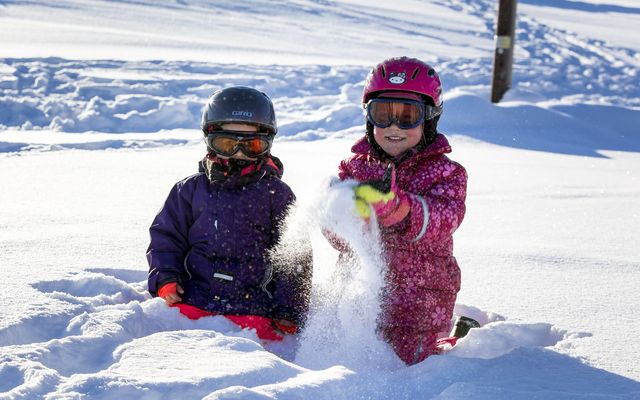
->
[3, 185, 638, 399]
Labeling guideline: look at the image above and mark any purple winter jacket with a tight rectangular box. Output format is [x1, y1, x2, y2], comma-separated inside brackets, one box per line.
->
[147, 157, 310, 325]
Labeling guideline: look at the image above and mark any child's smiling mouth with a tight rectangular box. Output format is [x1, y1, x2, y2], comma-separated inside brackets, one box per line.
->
[385, 135, 406, 142]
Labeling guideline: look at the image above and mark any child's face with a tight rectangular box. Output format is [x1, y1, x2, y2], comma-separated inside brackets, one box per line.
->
[373, 123, 423, 157]
[219, 123, 264, 160]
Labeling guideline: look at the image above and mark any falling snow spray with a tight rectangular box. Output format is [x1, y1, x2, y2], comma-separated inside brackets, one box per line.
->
[276, 178, 400, 370]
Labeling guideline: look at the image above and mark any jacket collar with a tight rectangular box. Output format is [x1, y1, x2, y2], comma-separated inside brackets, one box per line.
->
[198, 153, 284, 187]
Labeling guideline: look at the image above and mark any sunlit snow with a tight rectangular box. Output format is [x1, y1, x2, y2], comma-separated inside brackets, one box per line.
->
[1, 0, 639, 399]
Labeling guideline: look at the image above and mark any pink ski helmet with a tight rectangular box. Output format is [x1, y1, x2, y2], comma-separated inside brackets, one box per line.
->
[362, 56, 443, 115]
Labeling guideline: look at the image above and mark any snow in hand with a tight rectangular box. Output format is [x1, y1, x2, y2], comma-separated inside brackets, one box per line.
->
[1, 0, 639, 399]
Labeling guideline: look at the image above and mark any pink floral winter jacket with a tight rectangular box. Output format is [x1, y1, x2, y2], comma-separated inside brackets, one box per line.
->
[338, 134, 467, 335]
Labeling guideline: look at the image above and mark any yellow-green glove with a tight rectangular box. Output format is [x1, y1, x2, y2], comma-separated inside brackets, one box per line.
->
[353, 166, 411, 227]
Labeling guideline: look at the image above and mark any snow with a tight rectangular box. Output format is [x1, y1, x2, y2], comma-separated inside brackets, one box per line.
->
[0, 0, 489, 65]
[1, 0, 639, 398]
[520, 0, 640, 52]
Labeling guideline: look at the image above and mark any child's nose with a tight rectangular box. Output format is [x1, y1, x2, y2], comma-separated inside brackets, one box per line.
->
[233, 149, 256, 160]
[388, 121, 404, 130]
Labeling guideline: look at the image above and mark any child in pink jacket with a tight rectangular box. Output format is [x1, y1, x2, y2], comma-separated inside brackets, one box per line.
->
[336, 56, 467, 365]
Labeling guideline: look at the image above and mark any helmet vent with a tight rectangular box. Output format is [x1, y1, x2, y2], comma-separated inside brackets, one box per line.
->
[427, 68, 435, 76]
[380, 65, 386, 78]
[411, 67, 420, 80]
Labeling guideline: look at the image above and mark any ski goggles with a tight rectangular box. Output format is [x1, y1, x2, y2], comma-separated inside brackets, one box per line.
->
[205, 131, 273, 158]
[366, 98, 440, 129]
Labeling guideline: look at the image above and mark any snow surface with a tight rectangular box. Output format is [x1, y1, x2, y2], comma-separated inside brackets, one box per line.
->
[1, 0, 639, 399]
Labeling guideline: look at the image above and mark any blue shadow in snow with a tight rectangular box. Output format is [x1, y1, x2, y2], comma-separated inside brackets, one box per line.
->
[0, 139, 189, 154]
[520, 0, 640, 15]
[374, 347, 640, 399]
[85, 267, 148, 283]
[0, 1, 75, 10]
[441, 93, 640, 158]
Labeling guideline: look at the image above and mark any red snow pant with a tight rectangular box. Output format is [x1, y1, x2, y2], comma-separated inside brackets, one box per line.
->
[172, 303, 297, 341]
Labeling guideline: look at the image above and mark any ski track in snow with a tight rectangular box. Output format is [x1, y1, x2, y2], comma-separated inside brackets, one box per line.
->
[0, 0, 638, 154]
[1, 54, 638, 158]
[0, 60, 367, 137]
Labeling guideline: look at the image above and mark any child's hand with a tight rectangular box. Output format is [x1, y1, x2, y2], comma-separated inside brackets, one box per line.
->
[354, 183, 396, 218]
[354, 166, 411, 227]
[158, 282, 184, 304]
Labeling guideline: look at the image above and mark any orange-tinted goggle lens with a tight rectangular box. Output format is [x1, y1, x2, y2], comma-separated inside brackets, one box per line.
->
[206, 132, 272, 157]
[367, 99, 425, 129]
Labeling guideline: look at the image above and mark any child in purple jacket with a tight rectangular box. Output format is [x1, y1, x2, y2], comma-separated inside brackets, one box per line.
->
[147, 86, 312, 341]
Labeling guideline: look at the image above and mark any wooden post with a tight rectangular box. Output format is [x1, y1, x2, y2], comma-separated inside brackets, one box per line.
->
[491, 0, 518, 103]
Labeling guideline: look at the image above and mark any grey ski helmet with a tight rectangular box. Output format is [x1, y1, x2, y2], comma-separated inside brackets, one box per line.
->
[201, 86, 277, 135]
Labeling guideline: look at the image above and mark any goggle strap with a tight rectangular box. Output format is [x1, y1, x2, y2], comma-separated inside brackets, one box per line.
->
[425, 105, 443, 120]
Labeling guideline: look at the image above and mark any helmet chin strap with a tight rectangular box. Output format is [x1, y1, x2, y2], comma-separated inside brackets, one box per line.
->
[365, 121, 388, 159]
[421, 115, 440, 146]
